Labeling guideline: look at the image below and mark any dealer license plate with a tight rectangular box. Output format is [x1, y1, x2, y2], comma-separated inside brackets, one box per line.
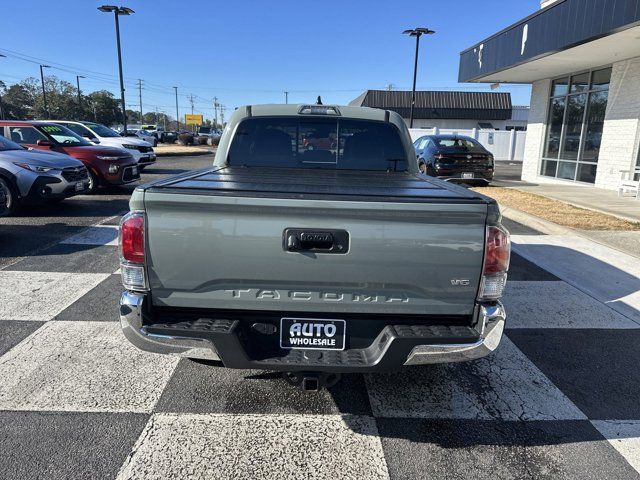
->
[462, 172, 474, 179]
[132, 166, 139, 175]
[280, 318, 346, 351]
[75, 182, 85, 192]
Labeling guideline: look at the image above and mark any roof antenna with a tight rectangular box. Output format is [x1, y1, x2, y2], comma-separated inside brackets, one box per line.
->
[316, 96, 323, 105]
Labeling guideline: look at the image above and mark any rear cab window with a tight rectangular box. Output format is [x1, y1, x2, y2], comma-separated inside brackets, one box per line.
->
[228, 117, 408, 171]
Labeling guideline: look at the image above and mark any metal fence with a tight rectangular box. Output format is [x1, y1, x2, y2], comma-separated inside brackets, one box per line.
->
[409, 128, 527, 161]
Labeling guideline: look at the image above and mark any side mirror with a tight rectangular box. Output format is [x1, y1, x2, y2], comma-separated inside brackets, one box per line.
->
[36, 139, 52, 147]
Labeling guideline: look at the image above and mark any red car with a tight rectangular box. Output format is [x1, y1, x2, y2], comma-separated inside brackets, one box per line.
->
[0, 120, 140, 192]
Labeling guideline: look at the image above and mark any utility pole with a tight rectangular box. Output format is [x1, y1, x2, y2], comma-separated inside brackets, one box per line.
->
[173, 86, 179, 131]
[0, 54, 5, 120]
[213, 97, 218, 127]
[402, 27, 435, 128]
[137, 79, 143, 123]
[188, 94, 195, 133]
[76, 75, 85, 119]
[39, 64, 51, 117]
[284, 91, 289, 104]
[220, 105, 225, 127]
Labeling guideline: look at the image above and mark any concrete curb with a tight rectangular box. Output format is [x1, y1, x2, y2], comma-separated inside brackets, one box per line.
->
[499, 205, 574, 236]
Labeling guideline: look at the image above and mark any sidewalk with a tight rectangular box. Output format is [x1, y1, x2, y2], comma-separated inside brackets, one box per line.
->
[514, 183, 640, 223]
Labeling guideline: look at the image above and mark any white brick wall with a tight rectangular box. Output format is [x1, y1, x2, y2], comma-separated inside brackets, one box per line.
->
[521, 79, 550, 182]
[595, 57, 640, 190]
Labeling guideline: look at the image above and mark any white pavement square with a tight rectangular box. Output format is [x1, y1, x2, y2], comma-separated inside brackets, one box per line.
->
[512, 234, 640, 324]
[592, 420, 640, 473]
[0, 271, 109, 321]
[503, 281, 639, 329]
[116, 413, 389, 480]
[365, 337, 586, 420]
[0, 321, 179, 413]
[61, 226, 119, 246]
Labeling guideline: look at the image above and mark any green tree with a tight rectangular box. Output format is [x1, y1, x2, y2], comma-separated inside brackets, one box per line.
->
[85, 90, 121, 127]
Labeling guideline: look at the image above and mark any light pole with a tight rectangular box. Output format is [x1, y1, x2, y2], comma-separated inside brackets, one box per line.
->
[284, 91, 289, 104]
[0, 54, 6, 120]
[76, 75, 85, 118]
[39, 64, 51, 117]
[402, 27, 435, 128]
[98, 5, 134, 132]
[173, 86, 179, 131]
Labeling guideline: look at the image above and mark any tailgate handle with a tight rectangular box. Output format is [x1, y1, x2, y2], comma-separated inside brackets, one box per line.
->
[283, 229, 349, 254]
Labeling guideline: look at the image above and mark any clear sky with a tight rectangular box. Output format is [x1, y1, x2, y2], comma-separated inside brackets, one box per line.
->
[0, 0, 539, 120]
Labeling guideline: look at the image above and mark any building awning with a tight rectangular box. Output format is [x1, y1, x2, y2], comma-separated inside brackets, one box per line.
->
[459, 0, 640, 83]
[349, 90, 512, 120]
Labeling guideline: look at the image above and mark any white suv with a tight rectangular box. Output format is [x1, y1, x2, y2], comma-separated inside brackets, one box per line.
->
[53, 121, 157, 170]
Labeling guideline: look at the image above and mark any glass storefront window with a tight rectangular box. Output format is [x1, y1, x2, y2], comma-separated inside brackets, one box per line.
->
[561, 94, 586, 160]
[541, 67, 612, 183]
[582, 90, 608, 161]
[570, 73, 590, 93]
[544, 97, 565, 158]
[591, 68, 612, 91]
[552, 77, 569, 97]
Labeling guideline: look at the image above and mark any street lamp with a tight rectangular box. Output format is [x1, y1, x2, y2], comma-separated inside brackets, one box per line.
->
[76, 75, 85, 118]
[39, 64, 51, 117]
[98, 5, 134, 132]
[402, 27, 435, 128]
[0, 54, 6, 120]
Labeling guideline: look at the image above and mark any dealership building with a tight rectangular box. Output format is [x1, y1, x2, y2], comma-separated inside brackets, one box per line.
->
[349, 90, 529, 131]
[459, 0, 640, 189]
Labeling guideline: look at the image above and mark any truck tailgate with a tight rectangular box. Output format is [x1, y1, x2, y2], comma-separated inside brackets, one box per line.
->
[143, 168, 487, 316]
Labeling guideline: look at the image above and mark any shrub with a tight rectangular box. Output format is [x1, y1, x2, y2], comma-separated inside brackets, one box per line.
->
[197, 136, 209, 145]
[177, 133, 194, 146]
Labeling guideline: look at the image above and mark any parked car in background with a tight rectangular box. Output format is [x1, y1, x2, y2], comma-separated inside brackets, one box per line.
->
[0, 134, 88, 214]
[52, 121, 156, 171]
[141, 124, 166, 142]
[121, 129, 157, 146]
[414, 134, 494, 184]
[196, 126, 223, 145]
[0, 182, 6, 217]
[162, 131, 178, 144]
[1, 120, 139, 193]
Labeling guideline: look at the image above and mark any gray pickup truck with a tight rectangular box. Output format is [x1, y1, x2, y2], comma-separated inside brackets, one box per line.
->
[119, 104, 510, 390]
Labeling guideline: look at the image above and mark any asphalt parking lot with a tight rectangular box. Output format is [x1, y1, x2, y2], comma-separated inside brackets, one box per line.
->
[1, 155, 640, 479]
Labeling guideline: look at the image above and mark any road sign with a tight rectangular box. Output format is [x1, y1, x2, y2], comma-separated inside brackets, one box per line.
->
[185, 114, 203, 125]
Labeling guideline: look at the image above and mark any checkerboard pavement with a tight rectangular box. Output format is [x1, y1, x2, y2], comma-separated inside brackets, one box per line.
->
[1, 218, 640, 480]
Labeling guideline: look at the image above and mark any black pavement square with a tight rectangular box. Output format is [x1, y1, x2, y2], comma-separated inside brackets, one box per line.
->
[0, 320, 44, 356]
[508, 329, 640, 420]
[376, 418, 639, 480]
[502, 218, 545, 236]
[5, 243, 119, 274]
[155, 358, 373, 416]
[0, 411, 148, 480]
[55, 274, 122, 322]
[509, 252, 560, 281]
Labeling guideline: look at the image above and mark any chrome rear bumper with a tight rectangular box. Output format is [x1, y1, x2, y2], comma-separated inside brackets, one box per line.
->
[120, 291, 220, 361]
[120, 290, 505, 366]
[403, 303, 505, 365]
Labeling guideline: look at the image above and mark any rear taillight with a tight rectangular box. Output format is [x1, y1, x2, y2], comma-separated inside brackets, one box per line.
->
[478, 225, 510, 300]
[119, 212, 147, 291]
